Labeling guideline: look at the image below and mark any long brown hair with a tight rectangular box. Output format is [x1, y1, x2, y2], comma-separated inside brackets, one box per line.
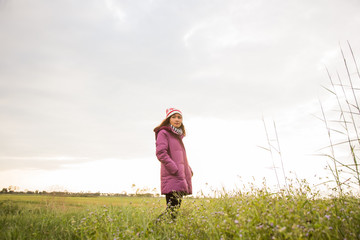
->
[154, 116, 186, 136]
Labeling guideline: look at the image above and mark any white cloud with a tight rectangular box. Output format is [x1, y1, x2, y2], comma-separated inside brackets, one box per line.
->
[104, 0, 126, 22]
[318, 48, 342, 70]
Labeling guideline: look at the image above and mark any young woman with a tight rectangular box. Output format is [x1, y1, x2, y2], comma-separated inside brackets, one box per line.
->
[154, 108, 193, 218]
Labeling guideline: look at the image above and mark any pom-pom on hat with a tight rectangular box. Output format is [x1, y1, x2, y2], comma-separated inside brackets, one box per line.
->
[166, 108, 182, 119]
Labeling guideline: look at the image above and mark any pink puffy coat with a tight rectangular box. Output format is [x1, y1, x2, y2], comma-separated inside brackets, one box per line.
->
[155, 126, 192, 195]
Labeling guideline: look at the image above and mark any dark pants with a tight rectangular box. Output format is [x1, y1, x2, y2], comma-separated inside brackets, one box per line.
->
[157, 191, 184, 220]
[166, 191, 184, 209]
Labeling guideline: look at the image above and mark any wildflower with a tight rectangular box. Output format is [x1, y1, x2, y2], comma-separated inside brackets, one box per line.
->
[329, 227, 333, 230]
[214, 211, 224, 215]
[234, 220, 239, 224]
[256, 224, 264, 229]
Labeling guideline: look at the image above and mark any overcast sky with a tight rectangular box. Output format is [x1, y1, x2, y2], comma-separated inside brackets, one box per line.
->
[1, 0, 360, 194]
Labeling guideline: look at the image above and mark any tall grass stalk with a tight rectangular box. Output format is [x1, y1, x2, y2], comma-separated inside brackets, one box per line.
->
[261, 117, 288, 190]
[273, 121, 288, 190]
[319, 43, 360, 193]
[340, 43, 360, 111]
[318, 99, 342, 193]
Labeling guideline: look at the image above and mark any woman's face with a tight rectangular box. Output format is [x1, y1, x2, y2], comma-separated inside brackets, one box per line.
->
[169, 113, 182, 128]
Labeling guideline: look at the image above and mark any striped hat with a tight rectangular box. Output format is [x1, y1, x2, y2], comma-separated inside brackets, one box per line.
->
[166, 108, 182, 119]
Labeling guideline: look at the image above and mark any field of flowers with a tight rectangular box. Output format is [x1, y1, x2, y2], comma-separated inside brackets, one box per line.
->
[1, 182, 359, 240]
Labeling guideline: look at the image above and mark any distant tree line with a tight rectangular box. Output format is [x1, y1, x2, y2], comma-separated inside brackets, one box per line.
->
[0, 186, 159, 197]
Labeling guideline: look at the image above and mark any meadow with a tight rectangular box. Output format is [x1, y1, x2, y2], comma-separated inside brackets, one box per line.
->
[1, 182, 360, 240]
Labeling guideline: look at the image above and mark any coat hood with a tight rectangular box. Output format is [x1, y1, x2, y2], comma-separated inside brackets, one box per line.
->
[154, 125, 184, 140]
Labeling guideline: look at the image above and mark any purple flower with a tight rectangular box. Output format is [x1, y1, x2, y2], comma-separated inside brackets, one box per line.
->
[256, 224, 264, 229]
[325, 215, 330, 220]
[214, 211, 225, 215]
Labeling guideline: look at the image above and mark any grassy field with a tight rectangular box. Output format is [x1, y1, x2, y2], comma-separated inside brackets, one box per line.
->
[1, 184, 359, 240]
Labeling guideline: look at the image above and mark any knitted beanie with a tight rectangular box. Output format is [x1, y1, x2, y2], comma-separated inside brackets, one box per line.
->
[166, 108, 182, 119]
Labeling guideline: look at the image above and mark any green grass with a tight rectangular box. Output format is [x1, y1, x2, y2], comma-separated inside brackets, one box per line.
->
[1, 184, 359, 239]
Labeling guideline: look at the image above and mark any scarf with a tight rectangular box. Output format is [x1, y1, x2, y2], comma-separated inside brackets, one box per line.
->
[170, 124, 183, 136]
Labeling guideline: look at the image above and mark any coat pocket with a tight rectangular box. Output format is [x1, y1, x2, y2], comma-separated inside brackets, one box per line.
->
[168, 148, 185, 177]
[177, 163, 186, 178]
[165, 160, 179, 175]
